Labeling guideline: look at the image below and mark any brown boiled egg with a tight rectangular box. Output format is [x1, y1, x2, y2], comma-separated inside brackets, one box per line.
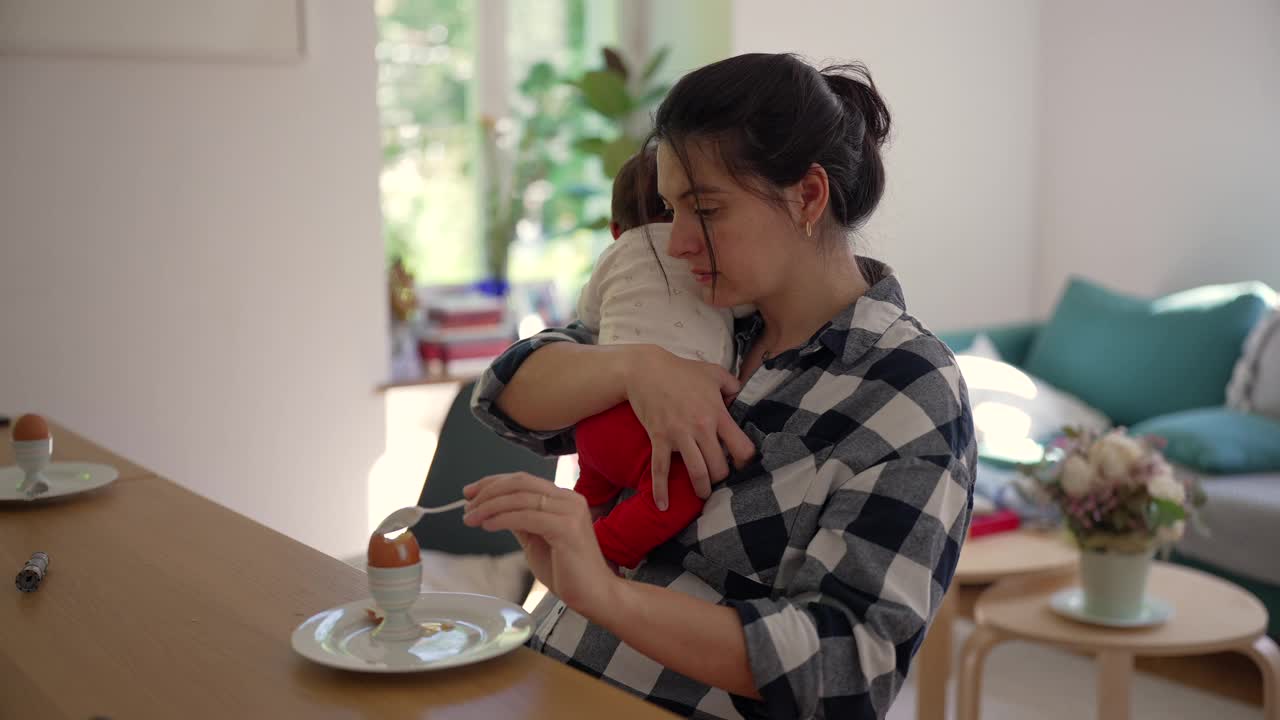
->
[367, 528, 420, 568]
[12, 414, 50, 442]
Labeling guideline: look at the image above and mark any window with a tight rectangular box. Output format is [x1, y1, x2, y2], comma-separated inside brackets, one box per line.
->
[376, 0, 620, 304]
[377, 0, 479, 286]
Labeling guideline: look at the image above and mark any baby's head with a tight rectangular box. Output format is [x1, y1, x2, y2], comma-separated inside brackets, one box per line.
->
[610, 147, 670, 240]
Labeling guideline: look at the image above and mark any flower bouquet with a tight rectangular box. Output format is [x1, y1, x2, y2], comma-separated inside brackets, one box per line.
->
[1019, 427, 1206, 620]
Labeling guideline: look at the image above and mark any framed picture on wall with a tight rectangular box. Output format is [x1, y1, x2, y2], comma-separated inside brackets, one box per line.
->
[0, 0, 305, 62]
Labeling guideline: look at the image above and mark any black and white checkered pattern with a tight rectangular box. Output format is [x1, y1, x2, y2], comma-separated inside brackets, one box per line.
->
[473, 260, 976, 719]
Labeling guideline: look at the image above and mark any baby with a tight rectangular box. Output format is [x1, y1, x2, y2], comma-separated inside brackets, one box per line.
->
[573, 149, 741, 569]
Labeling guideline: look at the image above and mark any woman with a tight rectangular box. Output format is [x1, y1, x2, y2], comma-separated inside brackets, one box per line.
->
[463, 53, 976, 719]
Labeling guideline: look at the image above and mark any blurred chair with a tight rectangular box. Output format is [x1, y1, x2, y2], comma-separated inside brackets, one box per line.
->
[409, 380, 559, 557]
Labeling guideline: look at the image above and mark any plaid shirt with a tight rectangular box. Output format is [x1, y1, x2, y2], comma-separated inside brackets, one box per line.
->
[472, 259, 976, 719]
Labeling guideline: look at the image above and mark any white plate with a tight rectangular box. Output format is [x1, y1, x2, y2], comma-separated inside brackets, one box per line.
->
[0, 462, 119, 502]
[1049, 587, 1174, 628]
[291, 592, 533, 673]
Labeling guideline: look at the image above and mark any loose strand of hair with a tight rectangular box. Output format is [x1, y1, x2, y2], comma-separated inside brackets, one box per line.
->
[669, 137, 720, 301]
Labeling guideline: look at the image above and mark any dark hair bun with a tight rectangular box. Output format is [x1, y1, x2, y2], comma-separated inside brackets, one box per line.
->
[821, 64, 891, 149]
[821, 63, 890, 228]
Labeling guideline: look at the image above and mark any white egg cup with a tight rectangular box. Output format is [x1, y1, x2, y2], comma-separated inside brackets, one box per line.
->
[12, 437, 52, 497]
[367, 561, 423, 643]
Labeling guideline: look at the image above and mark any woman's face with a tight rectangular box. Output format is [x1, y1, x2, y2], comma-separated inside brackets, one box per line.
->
[656, 139, 801, 309]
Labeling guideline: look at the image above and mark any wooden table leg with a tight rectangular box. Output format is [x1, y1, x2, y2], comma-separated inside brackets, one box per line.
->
[1243, 635, 1280, 720]
[1096, 650, 1134, 720]
[916, 589, 957, 720]
[956, 624, 1005, 720]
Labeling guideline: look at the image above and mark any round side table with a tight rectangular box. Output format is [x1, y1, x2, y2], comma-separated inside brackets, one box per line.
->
[915, 530, 1078, 720]
[955, 562, 1280, 720]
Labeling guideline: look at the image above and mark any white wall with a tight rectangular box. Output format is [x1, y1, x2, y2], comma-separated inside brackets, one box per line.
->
[733, 1, 1042, 331]
[1036, 0, 1280, 314]
[0, 2, 387, 559]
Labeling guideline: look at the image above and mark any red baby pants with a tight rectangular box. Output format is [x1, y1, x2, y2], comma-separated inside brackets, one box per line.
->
[574, 402, 705, 569]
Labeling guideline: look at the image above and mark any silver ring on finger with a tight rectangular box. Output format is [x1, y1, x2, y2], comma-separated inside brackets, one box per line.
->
[538, 494, 547, 511]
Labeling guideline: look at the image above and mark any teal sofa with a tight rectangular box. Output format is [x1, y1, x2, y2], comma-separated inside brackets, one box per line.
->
[939, 278, 1280, 638]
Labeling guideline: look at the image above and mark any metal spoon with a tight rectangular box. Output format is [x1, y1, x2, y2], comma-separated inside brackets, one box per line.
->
[373, 500, 468, 536]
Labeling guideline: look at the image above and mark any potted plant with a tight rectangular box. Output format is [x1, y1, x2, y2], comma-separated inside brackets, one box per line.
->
[477, 60, 562, 295]
[1019, 428, 1206, 620]
[567, 46, 670, 228]
[478, 46, 670, 291]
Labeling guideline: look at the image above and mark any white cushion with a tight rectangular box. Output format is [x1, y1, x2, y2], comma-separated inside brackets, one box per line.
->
[958, 334, 1111, 463]
[1227, 307, 1280, 421]
[963, 333, 1003, 362]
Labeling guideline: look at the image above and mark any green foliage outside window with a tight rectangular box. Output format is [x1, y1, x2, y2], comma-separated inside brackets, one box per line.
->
[377, 0, 478, 284]
[376, 0, 669, 305]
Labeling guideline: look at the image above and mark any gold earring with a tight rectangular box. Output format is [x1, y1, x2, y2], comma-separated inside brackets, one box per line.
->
[805, 221, 813, 238]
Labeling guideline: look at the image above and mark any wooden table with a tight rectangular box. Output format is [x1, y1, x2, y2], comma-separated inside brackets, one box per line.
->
[914, 529, 1079, 720]
[1, 423, 674, 719]
[955, 564, 1280, 720]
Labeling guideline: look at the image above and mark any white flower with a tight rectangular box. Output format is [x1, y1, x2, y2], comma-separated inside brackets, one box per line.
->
[1147, 468, 1187, 505]
[1157, 519, 1186, 544]
[1088, 433, 1146, 480]
[1060, 455, 1096, 498]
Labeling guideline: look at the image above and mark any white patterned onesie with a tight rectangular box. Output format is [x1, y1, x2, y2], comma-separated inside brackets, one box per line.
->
[576, 223, 736, 370]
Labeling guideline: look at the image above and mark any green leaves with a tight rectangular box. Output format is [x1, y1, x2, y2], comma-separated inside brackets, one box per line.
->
[577, 70, 632, 118]
[519, 61, 558, 95]
[569, 46, 669, 127]
[576, 134, 645, 175]
[601, 136, 638, 177]
[562, 45, 670, 179]
[473, 43, 674, 281]
[602, 47, 629, 79]
[1148, 497, 1187, 528]
[573, 137, 608, 156]
[575, 136, 645, 177]
[640, 46, 669, 85]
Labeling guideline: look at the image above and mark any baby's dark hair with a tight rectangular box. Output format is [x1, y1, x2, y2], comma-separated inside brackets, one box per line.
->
[648, 53, 891, 289]
[610, 147, 666, 234]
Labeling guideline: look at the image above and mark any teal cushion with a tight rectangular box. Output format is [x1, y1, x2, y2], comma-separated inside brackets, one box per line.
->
[938, 322, 1043, 367]
[1131, 407, 1280, 474]
[1024, 278, 1276, 426]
